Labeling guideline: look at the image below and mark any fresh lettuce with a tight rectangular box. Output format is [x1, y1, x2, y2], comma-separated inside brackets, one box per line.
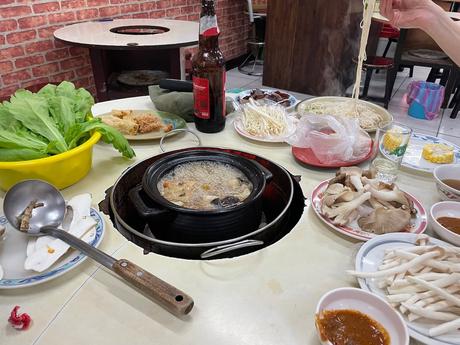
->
[0, 81, 135, 161]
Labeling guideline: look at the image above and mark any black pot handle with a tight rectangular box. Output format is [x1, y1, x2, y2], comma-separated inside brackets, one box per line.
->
[251, 161, 273, 183]
[129, 185, 170, 219]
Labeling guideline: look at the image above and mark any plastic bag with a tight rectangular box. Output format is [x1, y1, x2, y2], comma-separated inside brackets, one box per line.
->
[285, 115, 372, 163]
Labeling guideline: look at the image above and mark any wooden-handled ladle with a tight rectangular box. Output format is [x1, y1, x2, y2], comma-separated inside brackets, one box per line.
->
[3, 180, 194, 317]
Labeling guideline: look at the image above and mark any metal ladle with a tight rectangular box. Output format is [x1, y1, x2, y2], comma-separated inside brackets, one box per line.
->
[3, 180, 194, 317]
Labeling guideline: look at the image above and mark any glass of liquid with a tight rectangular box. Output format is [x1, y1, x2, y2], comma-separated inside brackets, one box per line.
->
[372, 122, 412, 183]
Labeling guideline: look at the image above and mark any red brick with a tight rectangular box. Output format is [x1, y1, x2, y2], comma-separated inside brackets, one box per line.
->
[73, 77, 90, 89]
[60, 57, 82, 70]
[69, 47, 88, 56]
[99, 6, 120, 17]
[0, 6, 31, 18]
[25, 40, 54, 54]
[149, 10, 166, 18]
[0, 46, 24, 60]
[0, 0, 15, 5]
[132, 13, 149, 19]
[174, 15, 188, 20]
[6, 30, 36, 44]
[54, 40, 70, 48]
[110, 0, 132, 3]
[45, 48, 70, 61]
[61, 0, 86, 9]
[157, 0, 171, 9]
[75, 65, 93, 77]
[0, 85, 20, 102]
[48, 12, 75, 24]
[50, 70, 75, 82]
[21, 77, 50, 89]
[18, 15, 47, 29]
[15, 55, 45, 69]
[140, 3, 157, 11]
[76, 9, 99, 21]
[38, 25, 63, 39]
[0, 61, 14, 74]
[166, 8, 181, 17]
[0, 19, 17, 31]
[87, 0, 109, 6]
[181, 6, 194, 14]
[0, 35, 5, 45]
[32, 62, 60, 77]
[32, 2, 60, 14]
[187, 13, 199, 21]
[172, 0, 187, 5]
[2, 70, 31, 85]
[120, 4, 140, 13]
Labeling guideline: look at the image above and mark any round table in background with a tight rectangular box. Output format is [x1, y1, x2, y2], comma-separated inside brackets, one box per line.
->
[54, 19, 198, 101]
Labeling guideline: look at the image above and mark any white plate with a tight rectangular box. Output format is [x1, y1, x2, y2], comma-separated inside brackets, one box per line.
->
[355, 233, 460, 345]
[236, 89, 298, 111]
[380, 133, 460, 173]
[233, 115, 297, 143]
[0, 208, 105, 289]
[311, 180, 428, 241]
[315, 287, 409, 345]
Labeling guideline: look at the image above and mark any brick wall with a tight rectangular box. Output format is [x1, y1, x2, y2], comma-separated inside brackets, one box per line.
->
[0, 0, 249, 100]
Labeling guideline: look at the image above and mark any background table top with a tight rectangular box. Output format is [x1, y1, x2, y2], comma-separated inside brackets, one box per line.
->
[54, 19, 199, 49]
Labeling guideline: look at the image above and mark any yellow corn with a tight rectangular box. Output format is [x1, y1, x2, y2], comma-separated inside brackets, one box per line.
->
[422, 144, 454, 164]
[383, 132, 403, 152]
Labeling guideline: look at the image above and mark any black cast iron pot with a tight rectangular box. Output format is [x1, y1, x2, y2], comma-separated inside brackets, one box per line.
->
[128, 150, 273, 243]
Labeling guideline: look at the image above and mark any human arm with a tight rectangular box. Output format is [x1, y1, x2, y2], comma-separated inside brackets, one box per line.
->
[380, 0, 460, 66]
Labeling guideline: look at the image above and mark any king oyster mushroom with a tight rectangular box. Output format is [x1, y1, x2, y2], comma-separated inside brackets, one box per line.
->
[357, 205, 411, 234]
[322, 191, 371, 226]
[367, 182, 410, 207]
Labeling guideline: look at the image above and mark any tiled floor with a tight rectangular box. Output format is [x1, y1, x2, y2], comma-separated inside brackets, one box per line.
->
[227, 66, 459, 145]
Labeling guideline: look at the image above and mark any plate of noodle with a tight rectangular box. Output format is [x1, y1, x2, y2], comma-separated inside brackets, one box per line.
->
[296, 97, 393, 132]
[233, 100, 298, 142]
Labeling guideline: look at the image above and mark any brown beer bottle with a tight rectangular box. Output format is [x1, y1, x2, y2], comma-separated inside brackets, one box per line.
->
[192, 0, 226, 133]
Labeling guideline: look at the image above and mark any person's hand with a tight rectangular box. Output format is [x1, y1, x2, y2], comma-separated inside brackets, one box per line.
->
[380, 0, 437, 29]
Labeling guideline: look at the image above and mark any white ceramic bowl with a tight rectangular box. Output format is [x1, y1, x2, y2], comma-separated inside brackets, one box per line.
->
[315, 287, 409, 345]
[433, 164, 460, 201]
[430, 201, 460, 246]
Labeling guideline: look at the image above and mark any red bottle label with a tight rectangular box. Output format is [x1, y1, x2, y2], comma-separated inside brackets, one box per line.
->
[200, 15, 220, 37]
[193, 76, 210, 119]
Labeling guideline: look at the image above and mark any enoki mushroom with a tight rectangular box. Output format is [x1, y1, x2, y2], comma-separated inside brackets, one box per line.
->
[348, 234, 460, 337]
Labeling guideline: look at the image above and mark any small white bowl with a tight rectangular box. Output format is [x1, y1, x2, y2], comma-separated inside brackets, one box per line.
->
[430, 201, 460, 246]
[315, 287, 409, 345]
[433, 164, 460, 201]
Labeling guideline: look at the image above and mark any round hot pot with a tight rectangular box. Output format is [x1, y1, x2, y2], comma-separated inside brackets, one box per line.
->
[128, 150, 273, 243]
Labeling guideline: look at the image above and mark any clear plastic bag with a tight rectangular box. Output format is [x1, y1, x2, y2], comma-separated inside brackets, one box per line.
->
[285, 115, 372, 163]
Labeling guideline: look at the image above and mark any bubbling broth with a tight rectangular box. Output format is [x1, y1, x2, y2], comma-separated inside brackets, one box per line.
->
[157, 161, 253, 210]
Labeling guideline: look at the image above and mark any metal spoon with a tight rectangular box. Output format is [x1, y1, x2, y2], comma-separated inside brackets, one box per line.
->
[3, 180, 194, 317]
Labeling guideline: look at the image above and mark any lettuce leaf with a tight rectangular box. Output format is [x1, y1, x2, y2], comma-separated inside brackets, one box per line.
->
[5, 90, 68, 153]
[0, 148, 48, 161]
[66, 118, 135, 158]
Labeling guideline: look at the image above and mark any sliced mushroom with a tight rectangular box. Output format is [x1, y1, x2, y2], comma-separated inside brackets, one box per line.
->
[357, 207, 411, 234]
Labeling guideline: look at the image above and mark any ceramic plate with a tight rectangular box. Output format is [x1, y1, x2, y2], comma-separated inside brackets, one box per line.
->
[292, 140, 374, 168]
[97, 109, 187, 141]
[233, 115, 297, 143]
[0, 208, 104, 289]
[311, 180, 427, 241]
[296, 96, 393, 132]
[236, 89, 298, 110]
[380, 133, 460, 173]
[355, 233, 460, 345]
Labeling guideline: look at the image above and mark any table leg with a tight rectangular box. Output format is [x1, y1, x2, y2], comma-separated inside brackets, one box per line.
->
[89, 48, 109, 101]
[169, 48, 181, 80]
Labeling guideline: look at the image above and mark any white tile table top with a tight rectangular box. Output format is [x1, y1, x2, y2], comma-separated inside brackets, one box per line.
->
[53, 19, 199, 49]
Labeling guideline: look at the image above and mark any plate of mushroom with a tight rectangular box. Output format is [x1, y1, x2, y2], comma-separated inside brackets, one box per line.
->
[349, 233, 460, 345]
[311, 167, 427, 241]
